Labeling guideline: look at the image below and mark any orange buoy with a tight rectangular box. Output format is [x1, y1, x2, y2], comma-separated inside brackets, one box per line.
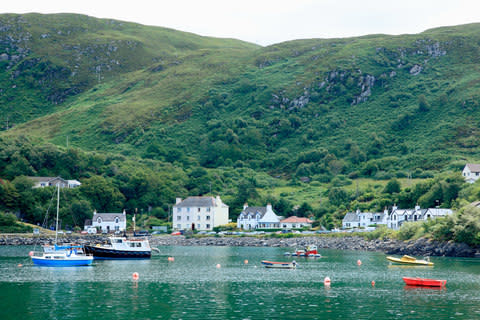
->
[28, 251, 34, 257]
[132, 272, 139, 280]
[18, 264, 23, 267]
[324, 276, 331, 286]
[357, 259, 362, 266]
[216, 264, 221, 268]
[244, 259, 248, 264]
[168, 257, 175, 262]
[371, 280, 375, 287]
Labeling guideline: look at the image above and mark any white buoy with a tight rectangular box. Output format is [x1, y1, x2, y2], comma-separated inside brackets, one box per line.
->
[216, 264, 221, 268]
[324, 276, 331, 286]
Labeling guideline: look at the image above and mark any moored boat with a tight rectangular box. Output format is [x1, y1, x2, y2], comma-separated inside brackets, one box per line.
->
[402, 277, 446, 287]
[30, 184, 93, 267]
[84, 236, 151, 259]
[261, 260, 297, 269]
[386, 255, 433, 266]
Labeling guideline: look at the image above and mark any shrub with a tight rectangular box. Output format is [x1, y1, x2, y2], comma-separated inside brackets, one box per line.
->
[397, 222, 426, 240]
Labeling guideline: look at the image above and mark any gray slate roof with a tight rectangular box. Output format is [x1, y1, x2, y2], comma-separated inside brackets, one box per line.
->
[241, 207, 267, 218]
[466, 163, 480, 172]
[343, 212, 359, 223]
[174, 197, 215, 208]
[93, 213, 126, 222]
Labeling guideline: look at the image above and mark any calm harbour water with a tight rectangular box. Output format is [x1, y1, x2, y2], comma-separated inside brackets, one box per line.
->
[1, 245, 479, 320]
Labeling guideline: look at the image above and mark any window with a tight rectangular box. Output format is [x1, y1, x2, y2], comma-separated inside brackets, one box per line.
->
[136, 243, 142, 247]
[197, 216, 200, 221]
[186, 216, 190, 221]
[206, 215, 210, 220]
[115, 217, 119, 223]
[177, 208, 181, 213]
[97, 218, 102, 223]
[177, 224, 181, 229]
[206, 224, 210, 229]
[115, 226, 119, 231]
[197, 224, 201, 229]
[206, 207, 210, 212]
[198, 208, 201, 212]
[187, 208, 190, 213]
[177, 216, 181, 221]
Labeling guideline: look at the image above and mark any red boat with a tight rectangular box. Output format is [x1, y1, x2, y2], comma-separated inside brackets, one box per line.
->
[402, 277, 447, 287]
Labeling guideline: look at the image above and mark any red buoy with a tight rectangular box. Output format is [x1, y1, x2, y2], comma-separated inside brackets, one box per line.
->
[132, 272, 139, 280]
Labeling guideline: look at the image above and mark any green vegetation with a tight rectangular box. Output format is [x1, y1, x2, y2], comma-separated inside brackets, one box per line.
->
[1, 14, 480, 243]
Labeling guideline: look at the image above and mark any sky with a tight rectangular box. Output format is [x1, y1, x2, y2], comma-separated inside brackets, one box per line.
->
[2, 0, 480, 46]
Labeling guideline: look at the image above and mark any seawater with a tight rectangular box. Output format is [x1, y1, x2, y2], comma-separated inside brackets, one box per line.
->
[1, 245, 480, 319]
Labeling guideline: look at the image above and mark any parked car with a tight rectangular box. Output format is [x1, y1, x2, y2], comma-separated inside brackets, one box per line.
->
[171, 231, 182, 235]
[134, 230, 149, 237]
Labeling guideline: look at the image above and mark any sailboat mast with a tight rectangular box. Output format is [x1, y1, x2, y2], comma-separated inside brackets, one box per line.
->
[55, 183, 60, 245]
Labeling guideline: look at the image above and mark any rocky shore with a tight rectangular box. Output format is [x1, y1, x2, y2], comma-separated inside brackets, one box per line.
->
[2, 234, 478, 258]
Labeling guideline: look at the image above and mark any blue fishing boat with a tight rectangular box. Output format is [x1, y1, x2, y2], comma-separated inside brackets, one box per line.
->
[30, 184, 93, 267]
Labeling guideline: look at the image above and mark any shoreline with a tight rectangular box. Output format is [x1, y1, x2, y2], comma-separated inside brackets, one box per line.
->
[1, 234, 478, 258]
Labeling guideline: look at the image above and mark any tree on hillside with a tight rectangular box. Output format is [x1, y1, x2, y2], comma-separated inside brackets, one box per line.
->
[80, 176, 125, 212]
[383, 178, 401, 194]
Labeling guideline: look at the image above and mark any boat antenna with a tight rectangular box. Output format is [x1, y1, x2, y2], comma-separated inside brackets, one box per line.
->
[54, 183, 60, 245]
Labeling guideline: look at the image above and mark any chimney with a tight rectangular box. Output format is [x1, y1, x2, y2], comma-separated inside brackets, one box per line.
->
[243, 203, 248, 210]
[176, 197, 182, 204]
[392, 204, 398, 211]
[266, 203, 272, 212]
[415, 204, 420, 211]
[123, 209, 126, 215]
[216, 195, 221, 205]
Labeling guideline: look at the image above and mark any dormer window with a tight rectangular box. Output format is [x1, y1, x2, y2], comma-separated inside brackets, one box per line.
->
[97, 217, 102, 223]
[115, 217, 119, 224]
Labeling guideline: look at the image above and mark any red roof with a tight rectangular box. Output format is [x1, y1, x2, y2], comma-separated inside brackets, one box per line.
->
[280, 216, 313, 223]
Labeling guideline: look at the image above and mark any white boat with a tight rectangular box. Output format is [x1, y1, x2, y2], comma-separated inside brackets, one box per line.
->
[30, 184, 93, 267]
[261, 260, 297, 269]
[84, 236, 151, 259]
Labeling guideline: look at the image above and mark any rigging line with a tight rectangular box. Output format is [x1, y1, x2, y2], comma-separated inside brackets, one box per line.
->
[32, 186, 58, 254]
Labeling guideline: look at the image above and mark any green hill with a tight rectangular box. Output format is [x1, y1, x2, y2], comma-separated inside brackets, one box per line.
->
[1, 14, 480, 225]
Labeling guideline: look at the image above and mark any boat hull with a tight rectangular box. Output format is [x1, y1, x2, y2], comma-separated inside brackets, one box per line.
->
[402, 277, 446, 287]
[84, 245, 151, 259]
[31, 256, 93, 267]
[261, 260, 296, 269]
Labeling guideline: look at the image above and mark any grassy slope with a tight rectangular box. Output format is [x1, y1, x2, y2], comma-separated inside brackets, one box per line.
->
[3, 16, 480, 179]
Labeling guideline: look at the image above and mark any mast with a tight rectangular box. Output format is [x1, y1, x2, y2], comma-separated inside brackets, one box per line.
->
[55, 183, 60, 245]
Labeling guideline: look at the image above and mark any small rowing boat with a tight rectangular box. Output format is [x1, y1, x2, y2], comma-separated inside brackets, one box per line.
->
[386, 255, 433, 266]
[402, 277, 446, 287]
[261, 260, 297, 269]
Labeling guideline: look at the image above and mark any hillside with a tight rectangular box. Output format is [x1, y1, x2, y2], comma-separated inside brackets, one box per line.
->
[1, 13, 480, 235]
[3, 16, 480, 184]
[0, 13, 258, 127]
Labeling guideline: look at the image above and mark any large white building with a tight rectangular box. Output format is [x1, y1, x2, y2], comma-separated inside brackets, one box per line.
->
[86, 209, 127, 233]
[237, 204, 282, 230]
[173, 196, 229, 231]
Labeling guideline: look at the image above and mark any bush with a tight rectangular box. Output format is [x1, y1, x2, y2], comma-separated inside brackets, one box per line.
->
[397, 222, 425, 241]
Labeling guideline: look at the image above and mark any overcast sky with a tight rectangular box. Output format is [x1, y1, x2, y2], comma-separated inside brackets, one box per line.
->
[2, 0, 480, 46]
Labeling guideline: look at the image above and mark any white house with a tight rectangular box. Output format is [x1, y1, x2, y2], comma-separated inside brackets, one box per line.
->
[86, 209, 127, 233]
[27, 176, 81, 188]
[237, 203, 281, 230]
[173, 196, 229, 231]
[280, 216, 313, 229]
[462, 164, 480, 183]
[343, 205, 454, 230]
